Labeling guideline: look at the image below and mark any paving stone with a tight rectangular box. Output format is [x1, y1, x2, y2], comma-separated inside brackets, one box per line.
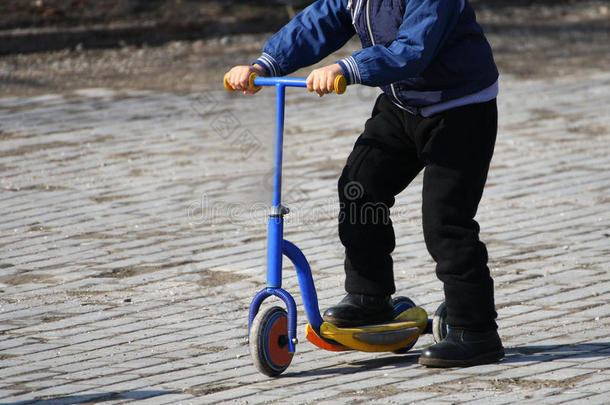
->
[0, 70, 608, 403]
[575, 392, 610, 405]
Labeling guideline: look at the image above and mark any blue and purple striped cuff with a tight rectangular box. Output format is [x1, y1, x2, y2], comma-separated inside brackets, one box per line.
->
[252, 52, 281, 77]
[337, 56, 362, 85]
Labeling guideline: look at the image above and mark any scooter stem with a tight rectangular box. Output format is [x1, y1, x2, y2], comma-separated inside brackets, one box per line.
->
[266, 82, 286, 288]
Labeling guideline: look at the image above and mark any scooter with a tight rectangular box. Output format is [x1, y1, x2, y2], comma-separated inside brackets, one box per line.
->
[223, 72, 448, 377]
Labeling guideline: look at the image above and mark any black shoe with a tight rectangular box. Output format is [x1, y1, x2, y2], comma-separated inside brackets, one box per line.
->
[322, 293, 394, 327]
[419, 327, 504, 368]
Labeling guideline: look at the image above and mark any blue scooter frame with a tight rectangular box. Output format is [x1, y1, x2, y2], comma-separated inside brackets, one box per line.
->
[243, 76, 331, 353]
[224, 73, 440, 376]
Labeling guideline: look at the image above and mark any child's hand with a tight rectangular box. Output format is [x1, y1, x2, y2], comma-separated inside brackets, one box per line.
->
[306, 64, 344, 97]
[225, 64, 266, 94]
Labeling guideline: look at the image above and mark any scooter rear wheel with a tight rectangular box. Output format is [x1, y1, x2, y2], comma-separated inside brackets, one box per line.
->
[249, 306, 294, 377]
[391, 296, 418, 354]
[432, 301, 448, 343]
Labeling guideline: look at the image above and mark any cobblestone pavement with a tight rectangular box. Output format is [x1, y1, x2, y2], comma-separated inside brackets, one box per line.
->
[0, 68, 609, 404]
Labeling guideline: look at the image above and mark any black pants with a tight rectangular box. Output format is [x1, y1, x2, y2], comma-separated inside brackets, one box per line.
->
[338, 94, 498, 331]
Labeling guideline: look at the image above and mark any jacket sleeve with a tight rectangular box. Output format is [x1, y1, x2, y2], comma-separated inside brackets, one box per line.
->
[337, 0, 463, 86]
[253, 0, 355, 76]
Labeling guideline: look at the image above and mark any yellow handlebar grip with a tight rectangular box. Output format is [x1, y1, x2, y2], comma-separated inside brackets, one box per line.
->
[224, 72, 261, 92]
[334, 75, 347, 95]
[223, 73, 235, 92]
[248, 73, 261, 91]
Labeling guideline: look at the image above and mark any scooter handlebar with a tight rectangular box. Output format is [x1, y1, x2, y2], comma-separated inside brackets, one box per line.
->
[223, 72, 347, 95]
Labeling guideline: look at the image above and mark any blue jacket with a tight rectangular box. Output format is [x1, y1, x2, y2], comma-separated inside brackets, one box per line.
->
[254, 0, 498, 114]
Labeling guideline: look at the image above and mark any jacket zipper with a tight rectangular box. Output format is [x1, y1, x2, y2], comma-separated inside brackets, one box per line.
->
[352, 0, 363, 24]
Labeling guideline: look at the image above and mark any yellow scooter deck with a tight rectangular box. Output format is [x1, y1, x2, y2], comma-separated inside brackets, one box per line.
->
[306, 306, 428, 352]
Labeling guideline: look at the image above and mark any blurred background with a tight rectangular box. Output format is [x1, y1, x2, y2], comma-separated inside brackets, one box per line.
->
[1, 0, 608, 96]
[0, 1, 605, 30]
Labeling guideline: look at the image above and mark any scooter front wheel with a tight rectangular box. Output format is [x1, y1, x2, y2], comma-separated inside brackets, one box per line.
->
[249, 306, 294, 377]
[391, 296, 418, 354]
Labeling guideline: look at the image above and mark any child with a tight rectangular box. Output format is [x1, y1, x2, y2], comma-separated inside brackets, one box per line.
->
[225, 0, 503, 368]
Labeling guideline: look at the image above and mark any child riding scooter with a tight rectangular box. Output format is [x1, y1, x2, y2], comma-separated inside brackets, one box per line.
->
[225, 0, 504, 372]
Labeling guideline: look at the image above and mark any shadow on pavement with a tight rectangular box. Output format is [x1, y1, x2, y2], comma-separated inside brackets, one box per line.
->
[2, 390, 176, 405]
[286, 343, 609, 377]
[504, 342, 610, 363]
[285, 352, 421, 377]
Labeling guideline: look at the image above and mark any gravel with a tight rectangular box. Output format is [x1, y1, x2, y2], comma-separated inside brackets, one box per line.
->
[0, 1, 608, 97]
